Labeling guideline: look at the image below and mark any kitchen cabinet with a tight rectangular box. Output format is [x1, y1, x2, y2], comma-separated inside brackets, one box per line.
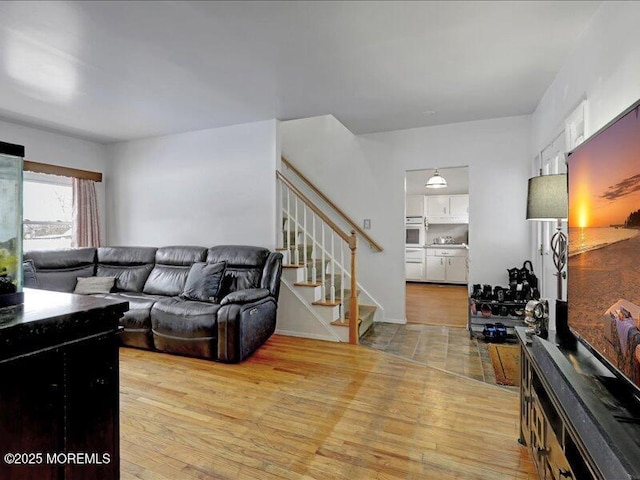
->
[425, 247, 468, 284]
[425, 256, 446, 282]
[425, 195, 449, 217]
[425, 194, 469, 224]
[445, 256, 467, 283]
[405, 262, 424, 281]
[449, 195, 469, 217]
[406, 195, 425, 217]
[405, 247, 425, 281]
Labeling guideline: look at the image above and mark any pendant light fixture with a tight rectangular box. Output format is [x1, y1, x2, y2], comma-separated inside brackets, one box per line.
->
[425, 169, 447, 189]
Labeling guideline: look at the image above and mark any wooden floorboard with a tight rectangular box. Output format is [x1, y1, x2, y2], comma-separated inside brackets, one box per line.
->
[120, 336, 535, 479]
[406, 282, 468, 327]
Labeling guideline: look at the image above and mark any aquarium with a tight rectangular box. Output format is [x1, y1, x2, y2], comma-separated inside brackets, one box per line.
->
[0, 141, 24, 308]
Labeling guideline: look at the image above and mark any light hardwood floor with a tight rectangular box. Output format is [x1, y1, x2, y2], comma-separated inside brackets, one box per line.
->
[406, 282, 468, 327]
[120, 336, 535, 479]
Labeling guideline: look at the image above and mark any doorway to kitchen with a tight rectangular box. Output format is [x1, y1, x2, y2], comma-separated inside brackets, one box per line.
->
[360, 166, 506, 386]
[404, 166, 470, 327]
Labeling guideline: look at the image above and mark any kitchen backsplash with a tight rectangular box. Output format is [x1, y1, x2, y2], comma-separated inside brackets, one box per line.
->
[426, 224, 469, 245]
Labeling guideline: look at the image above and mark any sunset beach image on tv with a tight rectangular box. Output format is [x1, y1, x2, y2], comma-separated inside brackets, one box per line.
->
[568, 103, 640, 388]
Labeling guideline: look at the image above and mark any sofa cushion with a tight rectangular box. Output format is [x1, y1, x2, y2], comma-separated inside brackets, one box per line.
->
[24, 248, 96, 292]
[97, 247, 157, 293]
[74, 276, 115, 294]
[155, 246, 207, 266]
[93, 292, 164, 349]
[95, 292, 163, 328]
[97, 264, 153, 293]
[151, 297, 221, 358]
[97, 246, 157, 265]
[206, 245, 270, 267]
[220, 288, 270, 306]
[181, 261, 225, 302]
[206, 246, 270, 297]
[151, 297, 221, 337]
[25, 248, 96, 270]
[143, 246, 207, 296]
[143, 266, 190, 296]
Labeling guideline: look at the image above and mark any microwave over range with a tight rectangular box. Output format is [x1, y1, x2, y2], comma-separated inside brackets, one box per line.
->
[405, 216, 426, 246]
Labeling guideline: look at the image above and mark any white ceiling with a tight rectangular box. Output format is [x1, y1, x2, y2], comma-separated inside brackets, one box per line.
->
[0, 1, 601, 144]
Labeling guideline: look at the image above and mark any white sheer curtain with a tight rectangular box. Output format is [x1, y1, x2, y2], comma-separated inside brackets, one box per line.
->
[72, 178, 101, 247]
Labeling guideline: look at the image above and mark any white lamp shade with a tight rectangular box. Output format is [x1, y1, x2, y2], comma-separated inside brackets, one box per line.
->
[526, 174, 568, 220]
[425, 170, 447, 189]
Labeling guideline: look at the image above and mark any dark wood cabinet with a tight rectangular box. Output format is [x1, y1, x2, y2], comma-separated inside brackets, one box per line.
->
[0, 351, 64, 480]
[0, 290, 127, 480]
[517, 327, 640, 480]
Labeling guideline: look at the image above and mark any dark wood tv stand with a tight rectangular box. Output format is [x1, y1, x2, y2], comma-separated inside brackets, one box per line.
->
[516, 327, 640, 480]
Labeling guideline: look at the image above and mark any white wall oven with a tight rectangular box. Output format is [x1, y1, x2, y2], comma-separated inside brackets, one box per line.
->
[405, 216, 426, 246]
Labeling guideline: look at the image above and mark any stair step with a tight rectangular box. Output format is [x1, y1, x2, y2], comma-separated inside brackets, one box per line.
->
[281, 242, 314, 251]
[312, 300, 341, 307]
[294, 282, 322, 287]
[282, 263, 305, 269]
[346, 304, 377, 319]
[323, 289, 360, 304]
[328, 305, 375, 323]
[359, 315, 374, 337]
[330, 319, 351, 327]
[345, 304, 376, 337]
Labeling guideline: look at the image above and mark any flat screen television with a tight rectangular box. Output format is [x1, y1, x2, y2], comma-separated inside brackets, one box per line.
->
[567, 98, 640, 395]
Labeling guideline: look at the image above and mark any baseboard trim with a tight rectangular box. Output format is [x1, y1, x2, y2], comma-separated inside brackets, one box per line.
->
[378, 317, 406, 325]
[275, 329, 339, 342]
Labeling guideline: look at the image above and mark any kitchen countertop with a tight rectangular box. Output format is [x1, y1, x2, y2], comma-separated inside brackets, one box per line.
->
[405, 244, 469, 250]
[426, 244, 468, 249]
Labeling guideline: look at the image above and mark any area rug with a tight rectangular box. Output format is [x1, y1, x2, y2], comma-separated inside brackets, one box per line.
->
[487, 343, 520, 386]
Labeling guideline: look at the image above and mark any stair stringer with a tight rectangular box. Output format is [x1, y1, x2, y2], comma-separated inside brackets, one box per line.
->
[276, 273, 348, 342]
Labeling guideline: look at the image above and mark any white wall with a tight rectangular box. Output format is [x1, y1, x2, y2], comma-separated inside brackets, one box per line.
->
[531, 2, 640, 324]
[282, 114, 531, 322]
[0, 120, 109, 240]
[106, 120, 278, 248]
[532, 2, 640, 151]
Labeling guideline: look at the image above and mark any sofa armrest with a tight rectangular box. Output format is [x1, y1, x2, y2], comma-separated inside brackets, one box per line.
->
[217, 297, 277, 362]
[220, 288, 270, 306]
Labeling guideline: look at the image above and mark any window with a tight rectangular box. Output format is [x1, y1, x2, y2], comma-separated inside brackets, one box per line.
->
[23, 172, 72, 251]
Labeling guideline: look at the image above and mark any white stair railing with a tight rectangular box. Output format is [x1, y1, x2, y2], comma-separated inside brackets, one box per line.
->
[281, 156, 383, 252]
[276, 172, 359, 343]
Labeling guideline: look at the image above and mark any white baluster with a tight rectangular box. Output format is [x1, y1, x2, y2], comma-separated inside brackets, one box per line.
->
[330, 232, 335, 303]
[286, 187, 292, 263]
[340, 239, 345, 321]
[311, 212, 317, 284]
[303, 205, 307, 280]
[293, 197, 300, 265]
[321, 223, 326, 300]
[277, 180, 283, 249]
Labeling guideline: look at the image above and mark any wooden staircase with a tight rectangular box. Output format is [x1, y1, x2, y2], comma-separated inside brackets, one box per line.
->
[276, 160, 384, 344]
[279, 245, 376, 339]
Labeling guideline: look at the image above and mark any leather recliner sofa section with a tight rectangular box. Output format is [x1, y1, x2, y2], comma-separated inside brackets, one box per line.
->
[24, 245, 283, 363]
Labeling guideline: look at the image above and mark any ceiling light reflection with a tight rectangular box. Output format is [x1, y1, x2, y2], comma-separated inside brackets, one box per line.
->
[3, 2, 80, 103]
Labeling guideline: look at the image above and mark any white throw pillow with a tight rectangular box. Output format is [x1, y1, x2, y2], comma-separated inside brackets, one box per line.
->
[74, 276, 116, 295]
